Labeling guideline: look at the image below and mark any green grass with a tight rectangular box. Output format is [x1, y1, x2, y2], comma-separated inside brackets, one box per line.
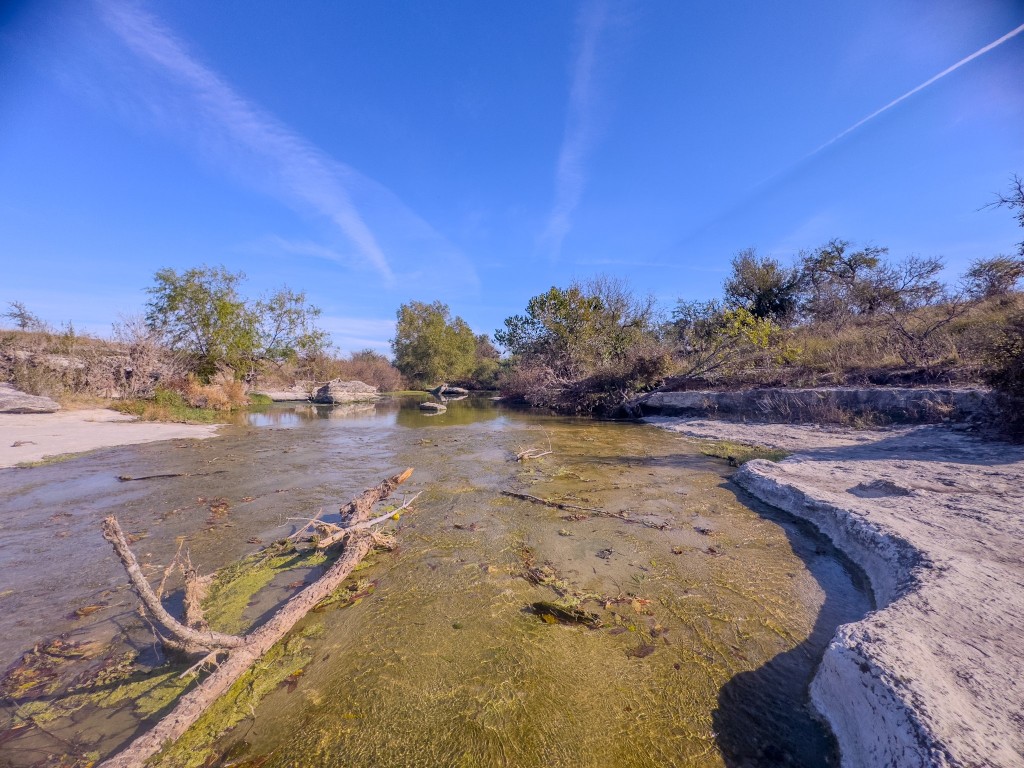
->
[247, 392, 274, 406]
[698, 440, 788, 465]
[16, 450, 98, 468]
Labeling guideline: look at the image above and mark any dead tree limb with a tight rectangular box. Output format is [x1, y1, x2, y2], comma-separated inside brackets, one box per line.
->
[98, 468, 414, 768]
[102, 518, 245, 652]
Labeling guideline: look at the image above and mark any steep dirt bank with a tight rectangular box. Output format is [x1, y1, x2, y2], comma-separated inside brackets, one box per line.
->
[648, 417, 1024, 767]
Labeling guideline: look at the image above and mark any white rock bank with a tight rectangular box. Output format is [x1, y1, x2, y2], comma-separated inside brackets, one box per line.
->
[648, 418, 1024, 767]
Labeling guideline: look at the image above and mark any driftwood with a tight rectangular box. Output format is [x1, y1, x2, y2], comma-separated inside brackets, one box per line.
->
[98, 468, 415, 768]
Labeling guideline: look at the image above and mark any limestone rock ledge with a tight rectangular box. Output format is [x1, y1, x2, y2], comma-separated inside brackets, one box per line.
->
[0, 383, 61, 414]
[729, 434, 1024, 768]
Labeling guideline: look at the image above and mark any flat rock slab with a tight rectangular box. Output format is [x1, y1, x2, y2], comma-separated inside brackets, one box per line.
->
[254, 385, 312, 402]
[312, 379, 379, 404]
[649, 417, 1024, 767]
[0, 409, 220, 468]
[0, 383, 61, 413]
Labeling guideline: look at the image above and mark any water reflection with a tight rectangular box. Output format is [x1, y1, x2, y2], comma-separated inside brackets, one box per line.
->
[245, 394, 508, 430]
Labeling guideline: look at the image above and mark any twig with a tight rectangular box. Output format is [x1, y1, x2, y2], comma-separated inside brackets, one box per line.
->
[179, 650, 225, 680]
[500, 490, 603, 513]
[316, 492, 422, 549]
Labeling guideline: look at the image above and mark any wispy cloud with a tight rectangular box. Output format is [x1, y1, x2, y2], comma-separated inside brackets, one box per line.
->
[810, 21, 1024, 158]
[318, 316, 395, 354]
[540, 0, 611, 258]
[95, 1, 397, 283]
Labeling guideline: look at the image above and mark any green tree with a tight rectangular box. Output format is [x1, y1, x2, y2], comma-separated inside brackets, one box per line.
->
[391, 301, 477, 387]
[254, 287, 329, 367]
[671, 300, 778, 378]
[145, 266, 327, 380]
[798, 239, 889, 323]
[495, 277, 670, 413]
[723, 248, 803, 323]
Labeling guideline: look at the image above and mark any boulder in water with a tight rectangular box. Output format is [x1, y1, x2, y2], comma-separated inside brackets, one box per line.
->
[312, 379, 379, 404]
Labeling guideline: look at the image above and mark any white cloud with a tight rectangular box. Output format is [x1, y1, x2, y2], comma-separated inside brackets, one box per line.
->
[540, 0, 611, 258]
[318, 315, 395, 355]
[94, 1, 470, 288]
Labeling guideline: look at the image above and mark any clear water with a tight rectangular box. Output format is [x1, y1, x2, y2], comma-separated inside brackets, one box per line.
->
[0, 396, 871, 767]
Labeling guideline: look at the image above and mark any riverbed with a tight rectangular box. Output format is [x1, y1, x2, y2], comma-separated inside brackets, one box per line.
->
[0, 396, 871, 767]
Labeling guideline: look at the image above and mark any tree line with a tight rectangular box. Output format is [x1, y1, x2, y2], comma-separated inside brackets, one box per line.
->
[4, 176, 1023, 418]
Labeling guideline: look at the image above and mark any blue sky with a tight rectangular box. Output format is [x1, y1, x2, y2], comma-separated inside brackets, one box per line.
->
[2, 1, 1022, 354]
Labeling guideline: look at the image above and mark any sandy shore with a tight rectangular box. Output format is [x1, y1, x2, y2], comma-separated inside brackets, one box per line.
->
[647, 417, 1024, 767]
[0, 409, 221, 469]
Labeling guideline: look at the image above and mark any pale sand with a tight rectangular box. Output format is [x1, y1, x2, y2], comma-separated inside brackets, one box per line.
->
[648, 417, 1024, 767]
[0, 409, 221, 468]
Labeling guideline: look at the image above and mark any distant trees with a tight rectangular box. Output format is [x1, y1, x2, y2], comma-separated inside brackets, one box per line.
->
[145, 266, 327, 380]
[391, 301, 478, 387]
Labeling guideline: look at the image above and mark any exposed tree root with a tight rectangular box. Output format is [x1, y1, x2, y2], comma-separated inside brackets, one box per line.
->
[98, 468, 415, 768]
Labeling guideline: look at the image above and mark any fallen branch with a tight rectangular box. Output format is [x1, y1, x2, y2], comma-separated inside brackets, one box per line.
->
[500, 490, 603, 513]
[315, 491, 422, 549]
[98, 468, 415, 768]
[102, 518, 245, 653]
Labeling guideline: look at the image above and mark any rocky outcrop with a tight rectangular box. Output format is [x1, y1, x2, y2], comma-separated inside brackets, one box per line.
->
[253, 383, 314, 402]
[429, 384, 469, 396]
[0, 383, 60, 414]
[311, 379, 379, 405]
[632, 387, 998, 424]
[649, 418, 1024, 767]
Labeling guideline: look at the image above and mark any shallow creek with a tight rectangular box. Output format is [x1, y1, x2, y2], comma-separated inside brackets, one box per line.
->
[0, 396, 871, 767]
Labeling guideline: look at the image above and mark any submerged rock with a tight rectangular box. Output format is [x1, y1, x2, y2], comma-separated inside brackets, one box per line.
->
[0, 383, 60, 414]
[312, 379, 379, 405]
[419, 402, 446, 412]
[529, 601, 602, 628]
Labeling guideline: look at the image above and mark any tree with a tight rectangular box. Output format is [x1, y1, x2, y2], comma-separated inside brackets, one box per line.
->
[496, 277, 658, 377]
[391, 301, 477, 387]
[495, 277, 670, 413]
[987, 174, 1024, 259]
[798, 239, 889, 323]
[2, 301, 48, 332]
[145, 266, 326, 380]
[253, 287, 329, 368]
[723, 249, 803, 323]
[671, 299, 778, 378]
[962, 256, 1024, 300]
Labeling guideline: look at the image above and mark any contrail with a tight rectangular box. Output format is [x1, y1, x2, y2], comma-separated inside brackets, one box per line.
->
[812, 21, 1024, 156]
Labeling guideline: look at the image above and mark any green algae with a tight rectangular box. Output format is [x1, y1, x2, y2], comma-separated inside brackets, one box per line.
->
[147, 624, 325, 768]
[696, 439, 789, 465]
[203, 541, 328, 635]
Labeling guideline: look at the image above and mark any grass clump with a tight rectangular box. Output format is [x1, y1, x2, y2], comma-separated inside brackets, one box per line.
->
[698, 440, 788, 465]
